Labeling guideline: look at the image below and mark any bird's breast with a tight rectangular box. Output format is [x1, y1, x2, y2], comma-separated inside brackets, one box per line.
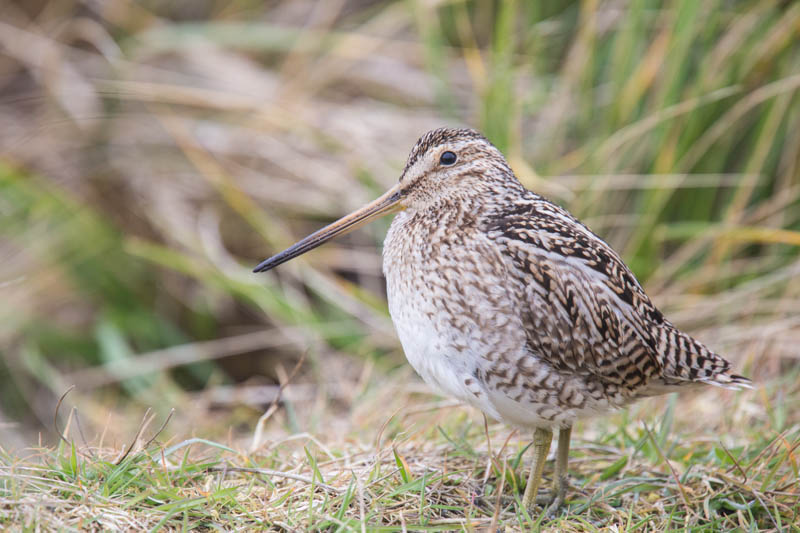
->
[382, 213, 469, 399]
[381, 212, 526, 416]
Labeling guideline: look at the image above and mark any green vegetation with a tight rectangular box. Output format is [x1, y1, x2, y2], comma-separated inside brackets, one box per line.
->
[1, 0, 798, 530]
[2, 375, 798, 530]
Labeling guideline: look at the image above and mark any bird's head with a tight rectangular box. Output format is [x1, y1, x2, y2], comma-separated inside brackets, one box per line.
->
[395, 127, 516, 209]
[254, 127, 518, 273]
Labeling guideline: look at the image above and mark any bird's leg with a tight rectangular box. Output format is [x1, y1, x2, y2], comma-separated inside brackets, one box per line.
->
[522, 427, 552, 510]
[532, 426, 572, 508]
[545, 426, 572, 514]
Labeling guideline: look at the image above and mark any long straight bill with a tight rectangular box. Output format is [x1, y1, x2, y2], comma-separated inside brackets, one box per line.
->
[253, 184, 404, 273]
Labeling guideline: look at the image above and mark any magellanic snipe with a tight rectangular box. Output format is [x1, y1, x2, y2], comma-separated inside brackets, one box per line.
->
[254, 128, 752, 514]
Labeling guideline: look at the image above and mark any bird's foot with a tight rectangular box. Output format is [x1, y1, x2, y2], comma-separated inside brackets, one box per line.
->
[529, 477, 568, 517]
[544, 490, 566, 517]
[546, 476, 569, 517]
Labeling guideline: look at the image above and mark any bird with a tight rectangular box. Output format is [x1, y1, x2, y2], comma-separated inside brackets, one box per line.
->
[253, 127, 752, 514]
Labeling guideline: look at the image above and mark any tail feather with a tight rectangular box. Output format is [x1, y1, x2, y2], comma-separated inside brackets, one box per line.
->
[657, 324, 751, 390]
[700, 373, 753, 391]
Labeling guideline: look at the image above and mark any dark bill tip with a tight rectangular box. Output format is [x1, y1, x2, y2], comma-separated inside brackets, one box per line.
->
[252, 245, 305, 273]
[252, 185, 403, 275]
[252, 259, 274, 273]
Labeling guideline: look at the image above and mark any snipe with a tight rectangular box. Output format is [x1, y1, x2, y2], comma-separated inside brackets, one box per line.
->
[254, 128, 751, 513]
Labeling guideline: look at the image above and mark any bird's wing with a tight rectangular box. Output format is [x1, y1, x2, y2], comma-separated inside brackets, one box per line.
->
[485, 199, 672, 389]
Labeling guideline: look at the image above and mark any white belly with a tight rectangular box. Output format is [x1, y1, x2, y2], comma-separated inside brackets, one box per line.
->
[386, 283, 504, 421]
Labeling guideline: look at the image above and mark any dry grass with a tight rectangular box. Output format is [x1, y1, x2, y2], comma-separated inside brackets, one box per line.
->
[2, 369, 798, 531]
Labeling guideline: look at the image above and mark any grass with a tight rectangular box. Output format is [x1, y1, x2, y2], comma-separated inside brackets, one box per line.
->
[2, 372, 798, 531]
[1, 0, 800, 530]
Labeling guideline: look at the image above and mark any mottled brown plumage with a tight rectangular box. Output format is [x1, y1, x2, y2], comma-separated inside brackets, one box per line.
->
[254, 127, 751, 515]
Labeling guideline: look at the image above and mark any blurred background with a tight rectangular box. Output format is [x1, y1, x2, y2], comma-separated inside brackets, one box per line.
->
[1, 0, 799, 451]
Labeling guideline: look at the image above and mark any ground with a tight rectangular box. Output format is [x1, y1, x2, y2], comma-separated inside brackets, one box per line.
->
[2, 363, 797, 531]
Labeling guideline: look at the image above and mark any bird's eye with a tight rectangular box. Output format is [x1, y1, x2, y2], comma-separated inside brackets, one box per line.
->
[439, 151, 457, 166]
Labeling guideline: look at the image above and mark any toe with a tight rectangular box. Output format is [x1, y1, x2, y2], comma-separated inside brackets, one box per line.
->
[535, 490, 554, 506]
[545, 495, 565, 517]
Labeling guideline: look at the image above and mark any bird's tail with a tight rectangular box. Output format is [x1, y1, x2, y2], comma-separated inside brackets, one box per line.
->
[658, 324, 752, 390]
[699, 372, 753, 391]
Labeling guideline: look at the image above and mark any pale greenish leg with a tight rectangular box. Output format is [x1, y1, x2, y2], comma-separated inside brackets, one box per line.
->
[531, 426, 572, 511]
[547, 426, 572, 514]
[522, 427, 552, 510]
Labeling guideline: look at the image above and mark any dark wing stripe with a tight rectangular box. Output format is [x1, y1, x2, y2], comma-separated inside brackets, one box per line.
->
[485, 197, 739, 392]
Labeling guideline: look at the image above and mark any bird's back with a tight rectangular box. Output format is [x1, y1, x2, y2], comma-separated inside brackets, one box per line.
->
[484, 191, 751, 396]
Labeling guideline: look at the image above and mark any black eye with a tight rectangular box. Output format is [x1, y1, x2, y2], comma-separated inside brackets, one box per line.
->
[439, 151, 457, 166]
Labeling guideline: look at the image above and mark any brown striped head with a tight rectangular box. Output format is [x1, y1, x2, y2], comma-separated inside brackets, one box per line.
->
[397, 127, 521, 209]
